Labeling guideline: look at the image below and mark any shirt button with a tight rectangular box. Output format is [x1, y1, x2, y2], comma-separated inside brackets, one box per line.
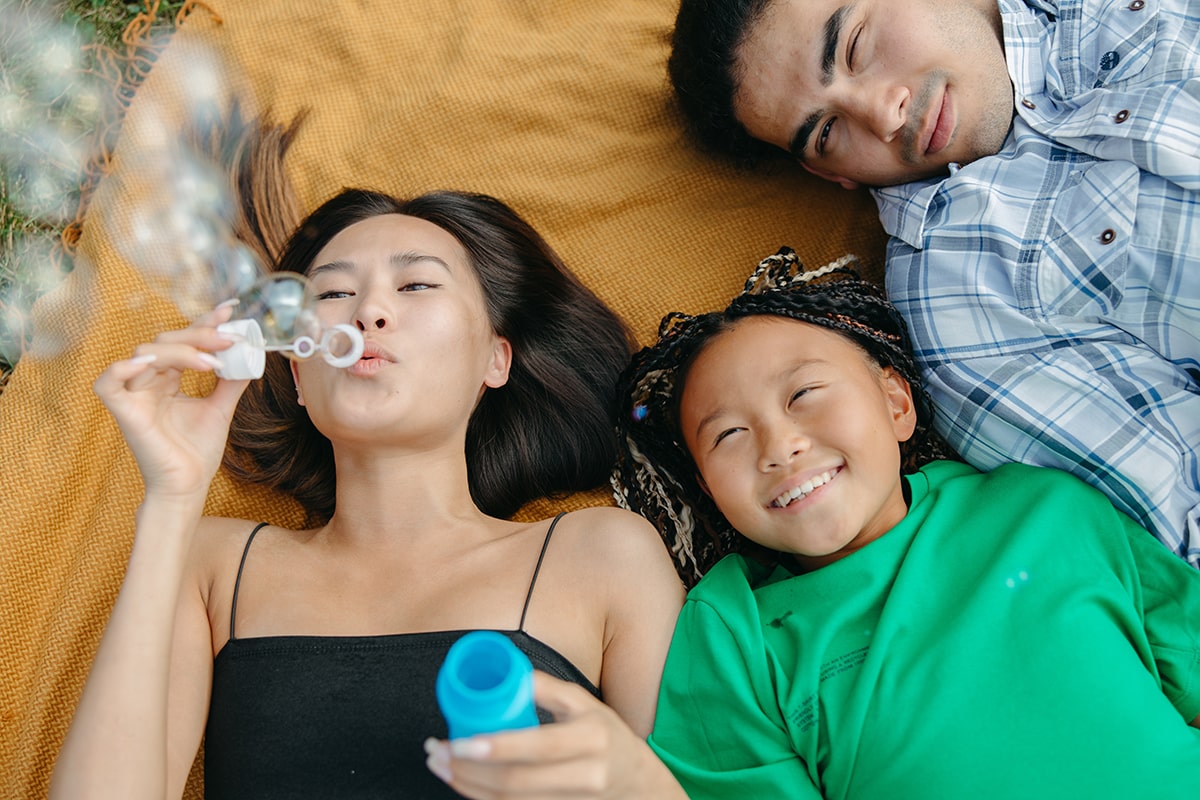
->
[1128, 0, 1145, 9]
[1100, 229, 1117, 245]
[1021, 98, 1037, 110]
[1114, 109, 1131, 123]
[1100, 50, 1120, 70]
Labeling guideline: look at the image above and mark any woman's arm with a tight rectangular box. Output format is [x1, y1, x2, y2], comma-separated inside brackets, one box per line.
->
[51, 500, 218, 799]
[50, 306, 250, 799]
[426, 507, 689, 799]
[595, 510, 687, 736]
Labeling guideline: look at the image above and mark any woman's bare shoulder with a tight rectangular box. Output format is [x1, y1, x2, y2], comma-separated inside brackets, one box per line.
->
[547, 506, 678, 581]
[189, 517, 307, 645]
[194, 515, 278, 549]
[189, 517, 297, 582]
[551, 505, 659, 541]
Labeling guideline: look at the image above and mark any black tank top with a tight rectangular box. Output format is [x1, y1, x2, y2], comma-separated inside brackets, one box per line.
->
[204, 515, 600, 799]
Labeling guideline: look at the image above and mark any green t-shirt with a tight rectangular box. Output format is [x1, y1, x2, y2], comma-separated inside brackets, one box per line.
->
[649, 461, 1200, 799]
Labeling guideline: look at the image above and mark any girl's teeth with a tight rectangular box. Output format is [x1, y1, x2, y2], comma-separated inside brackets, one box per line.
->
[772, 469, 836, 507]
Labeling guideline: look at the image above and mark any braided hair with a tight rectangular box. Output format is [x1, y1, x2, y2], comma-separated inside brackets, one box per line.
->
[612, 247, 955, 586]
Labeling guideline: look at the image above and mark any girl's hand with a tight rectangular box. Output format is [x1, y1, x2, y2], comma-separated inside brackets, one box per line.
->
[92, 303, 250, 501]
[424, 672, 687, 800]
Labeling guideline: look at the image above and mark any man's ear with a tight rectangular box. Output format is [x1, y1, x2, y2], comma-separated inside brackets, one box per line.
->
[483, 336, 513, 389]
[881, 366, 917, 442]
[801, 162, 862, 191]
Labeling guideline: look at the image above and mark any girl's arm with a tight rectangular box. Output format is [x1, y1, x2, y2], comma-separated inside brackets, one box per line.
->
[50, 306, 250, 799]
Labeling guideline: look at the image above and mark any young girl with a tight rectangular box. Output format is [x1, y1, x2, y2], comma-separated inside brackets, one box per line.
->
[613, 248, 1200, 799]
[50, 118, 684, 800]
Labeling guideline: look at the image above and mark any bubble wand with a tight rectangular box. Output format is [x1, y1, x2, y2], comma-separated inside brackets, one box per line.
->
[212, 273, 363, 380]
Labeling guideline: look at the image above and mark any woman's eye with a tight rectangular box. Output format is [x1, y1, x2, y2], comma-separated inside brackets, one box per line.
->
[398, 282, 437, 292]
[316, 289, 352, 300]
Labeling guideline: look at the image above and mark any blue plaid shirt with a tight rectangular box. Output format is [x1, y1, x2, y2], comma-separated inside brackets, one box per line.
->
[876, 0, 1200, 565]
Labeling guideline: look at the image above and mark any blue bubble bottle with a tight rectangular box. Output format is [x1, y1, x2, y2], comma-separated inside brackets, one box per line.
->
[436, 631, 539, 739]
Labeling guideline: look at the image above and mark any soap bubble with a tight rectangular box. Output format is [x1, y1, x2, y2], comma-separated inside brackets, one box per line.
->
[110, 152, 247, 320]
[0, 5, 108, 226]
[239, 272, 314, 353]
[0, 7, 362, 380]
[0, 2, 115, 367]
[109, 140, 363, 379]
[0, 230, 72, 364]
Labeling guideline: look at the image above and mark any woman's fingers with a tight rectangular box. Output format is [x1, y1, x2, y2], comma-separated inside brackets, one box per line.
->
[93, 339, 247, 429]
[95, 302, 242, 394]
[529, 671, 600, 720]
[93, 352, 158, 392]
[101, 345, 220, 393]
[423, 674, 635, 799]
[151, 319, 238, 354]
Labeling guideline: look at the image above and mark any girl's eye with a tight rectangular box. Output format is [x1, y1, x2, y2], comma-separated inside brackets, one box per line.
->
[788, 388, 810, 406]
[316, 289, 352, 300]
[399, 282, 437, 292]
[713, 427, 744, 447]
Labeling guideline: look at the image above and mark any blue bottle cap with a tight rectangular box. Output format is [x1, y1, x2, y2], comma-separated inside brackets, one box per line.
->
[436, 631, 539, 739]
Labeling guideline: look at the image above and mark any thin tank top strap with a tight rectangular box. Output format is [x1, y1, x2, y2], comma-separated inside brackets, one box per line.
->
[229, 522, 270, 641]
[517, 513, 567, 632]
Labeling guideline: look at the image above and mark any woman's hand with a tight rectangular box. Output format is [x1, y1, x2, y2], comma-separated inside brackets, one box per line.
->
[424, 672, 688, 800]
[92, 303, 250, 501]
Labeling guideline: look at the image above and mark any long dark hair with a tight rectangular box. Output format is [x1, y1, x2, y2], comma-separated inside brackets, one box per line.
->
[220, 128, 633, 523]
[668, 0, 785, 166]
[612, 247, 955, 586]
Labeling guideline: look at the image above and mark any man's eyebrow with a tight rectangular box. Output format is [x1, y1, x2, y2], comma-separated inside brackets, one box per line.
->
[790, 5, 850, 159]
[820, 5, 850, 87]
[790, 109, 824, 160]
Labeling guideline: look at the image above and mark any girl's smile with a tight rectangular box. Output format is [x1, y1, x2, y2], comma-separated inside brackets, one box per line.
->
[679, 316, 917, 569]
[768, 465, 842, 509]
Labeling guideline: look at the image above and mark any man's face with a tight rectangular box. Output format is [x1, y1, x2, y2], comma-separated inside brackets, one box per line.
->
[733, 0, 1014, 188]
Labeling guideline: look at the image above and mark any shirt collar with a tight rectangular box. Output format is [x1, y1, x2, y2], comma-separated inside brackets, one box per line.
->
[872, 0, 1041, 249]
[870, 173, 949, 249]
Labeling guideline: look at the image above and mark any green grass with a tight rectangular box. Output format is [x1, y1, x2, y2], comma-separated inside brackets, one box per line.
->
[0, 0, 183, 384]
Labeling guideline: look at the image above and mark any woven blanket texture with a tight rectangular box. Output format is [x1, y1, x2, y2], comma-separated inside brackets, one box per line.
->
[0, 1, 886, 795]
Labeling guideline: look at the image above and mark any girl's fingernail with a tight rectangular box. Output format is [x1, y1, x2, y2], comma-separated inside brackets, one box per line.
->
[197, 353, 223, 370]
[216, 298, 240, 310]
[129, 354, 157, 365]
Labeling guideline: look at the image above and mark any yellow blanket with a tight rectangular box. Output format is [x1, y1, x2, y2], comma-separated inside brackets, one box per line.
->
[0, 1, 886, 794]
